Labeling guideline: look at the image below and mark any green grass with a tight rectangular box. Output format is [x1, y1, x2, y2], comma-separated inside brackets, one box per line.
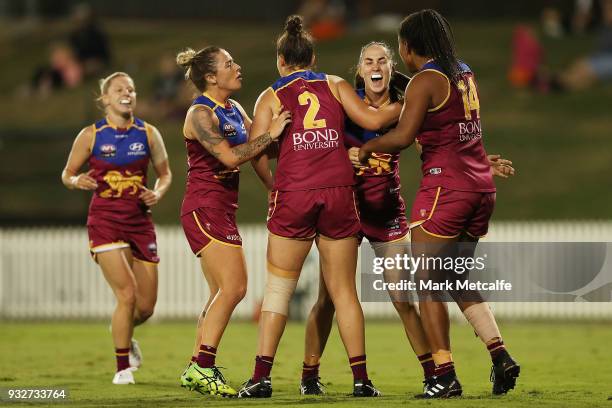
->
[1, 19, 612, 224]
[1, 321, 611, 407]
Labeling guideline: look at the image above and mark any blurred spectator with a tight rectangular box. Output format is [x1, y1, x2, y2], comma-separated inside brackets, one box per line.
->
[297, 0, 347, 40]
[511, 0, 612, 92]
[138, 54, 192, 120]
[542, 0, 603, 38]
[545, 0, 612, 91]
[508, 25, 544, 88]
[28, 43, 83, 98]
[68, 3, 111, 77]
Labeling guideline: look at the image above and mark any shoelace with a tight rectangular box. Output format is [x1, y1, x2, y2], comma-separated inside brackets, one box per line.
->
[304, 377, 325, 393]
[211, 366, 228, 384]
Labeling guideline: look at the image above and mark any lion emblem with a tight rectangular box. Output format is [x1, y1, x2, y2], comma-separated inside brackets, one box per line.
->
[99, 170, 144, 198]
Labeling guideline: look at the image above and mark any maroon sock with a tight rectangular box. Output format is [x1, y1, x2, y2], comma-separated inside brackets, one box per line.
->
[434, 361, 455, 377]
[252, 355, 274, 381]
[115, 347, 130, 372]
[349, 355, 368, 381]
[197, 345, 217, 368]
[487, 339, 506, 363]
[418, 353, 435, 378]
[190, 355, 197, 363]
[302, 362, 320, 380]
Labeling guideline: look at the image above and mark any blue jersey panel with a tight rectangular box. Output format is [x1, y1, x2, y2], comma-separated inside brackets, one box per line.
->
[192, 93, 247, 147]
[92, 118, 150, 166]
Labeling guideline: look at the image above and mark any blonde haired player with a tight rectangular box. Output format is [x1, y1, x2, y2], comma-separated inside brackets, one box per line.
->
[61, 72, 172, 384]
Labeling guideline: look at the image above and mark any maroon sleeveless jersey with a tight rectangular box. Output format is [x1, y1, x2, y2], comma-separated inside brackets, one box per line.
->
[416, 61, 495, 193]
[181, 93, 248, 215]
[270, 70, 355, 191]
[87, 117, 152, 230]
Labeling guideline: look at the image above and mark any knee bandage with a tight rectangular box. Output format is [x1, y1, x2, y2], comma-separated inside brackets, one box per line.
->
[463, 303, 501, 344]
[261, 261, 299, 316]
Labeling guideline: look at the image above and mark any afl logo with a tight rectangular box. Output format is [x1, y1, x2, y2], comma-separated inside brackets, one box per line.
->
[223, 123, 237, 138]
[100, 144, 116, 158]
[129, 142, 145, 152]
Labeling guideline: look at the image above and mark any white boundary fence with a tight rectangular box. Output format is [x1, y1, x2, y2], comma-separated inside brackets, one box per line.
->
[1, 222, 611, 320]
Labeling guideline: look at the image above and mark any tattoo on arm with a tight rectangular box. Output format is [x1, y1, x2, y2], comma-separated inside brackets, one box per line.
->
[232, 132, 272, 162]
[192, 110, 224, 158]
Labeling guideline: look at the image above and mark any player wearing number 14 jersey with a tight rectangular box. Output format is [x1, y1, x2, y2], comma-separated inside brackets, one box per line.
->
[359, 9, 519, 398]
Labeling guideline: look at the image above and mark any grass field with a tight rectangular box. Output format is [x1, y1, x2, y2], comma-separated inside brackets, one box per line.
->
[1, 320, 611, 407]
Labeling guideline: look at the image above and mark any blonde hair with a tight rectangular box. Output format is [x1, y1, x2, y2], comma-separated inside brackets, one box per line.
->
[96, 72, 133, 111]
[98, 71, 132, 95]
[176, 46, 221, 92]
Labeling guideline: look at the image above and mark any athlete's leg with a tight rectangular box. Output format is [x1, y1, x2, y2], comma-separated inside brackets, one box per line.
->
[303, 266, 335, 366]
[374, 240, 431, 357]
[198, 241, 247, 349]
[257, 234, 312, 358]
[410, 226, 459, 372]
[316, 235, 364, 359]
[191, 260, 219, 360]
[131, 259, 158, 326]
[98, 248, 138, 350]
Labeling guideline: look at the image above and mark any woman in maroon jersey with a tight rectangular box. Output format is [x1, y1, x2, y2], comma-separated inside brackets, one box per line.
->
[61, 72, 172, 385]
[175, 47, 291, 397]
[300, 42, 515, 397]
[238, 16, 400, 399]
[358, 10, 520, 398]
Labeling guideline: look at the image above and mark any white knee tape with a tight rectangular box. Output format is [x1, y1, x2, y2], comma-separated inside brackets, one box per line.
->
[261, 272, 298, 316]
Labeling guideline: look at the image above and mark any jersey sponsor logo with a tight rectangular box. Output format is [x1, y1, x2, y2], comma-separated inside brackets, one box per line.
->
[100, 144, 116, 158]
[223, 123, 237, 138]
[292, 128, 339, 151]
[128, 142, 147, 156]
[458, 119, 482, 142]
[115, 133, 128, 139]
[99, 170, 144, 198]
[429, 167, 442, 175]
[226, 234, 241, 242]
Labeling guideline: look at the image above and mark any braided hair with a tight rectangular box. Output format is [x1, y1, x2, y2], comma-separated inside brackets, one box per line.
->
[398, 9, 460, 84]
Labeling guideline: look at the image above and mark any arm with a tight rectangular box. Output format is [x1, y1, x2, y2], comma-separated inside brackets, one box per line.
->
[61, 126, 98, 190]
[188, 104, 290, 169]
[140, 124, 172, 206]
[359, 73, 432, 161]
[249, 89, 279, 191]
[328, 75, 401, 130]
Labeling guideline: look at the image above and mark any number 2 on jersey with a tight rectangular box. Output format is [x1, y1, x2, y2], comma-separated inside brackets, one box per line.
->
[298, 91, 327, 129]
[457, 77, 480, 120]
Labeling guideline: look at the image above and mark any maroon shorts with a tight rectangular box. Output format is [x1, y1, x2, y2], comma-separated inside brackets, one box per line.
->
[88, 221, 159, 264]
[410, 186, 496, 238]
[357, 181, 409, 243]
[181, 207, 242, 256]
[267, 186, 360, 239]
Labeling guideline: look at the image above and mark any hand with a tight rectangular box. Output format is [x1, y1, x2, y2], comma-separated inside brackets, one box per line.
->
[348, 147, 364, 168]
[71, 170, 98, 190]
[139, 187, 161, 206]
[269, 106, 292, 139]
[488, 154, 515, 178]
[358, 147, 371, 164]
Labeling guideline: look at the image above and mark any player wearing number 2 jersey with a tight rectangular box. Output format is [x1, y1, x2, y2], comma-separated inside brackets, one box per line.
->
[239, 15, 400, 399]
[359, 9, 520, 399]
